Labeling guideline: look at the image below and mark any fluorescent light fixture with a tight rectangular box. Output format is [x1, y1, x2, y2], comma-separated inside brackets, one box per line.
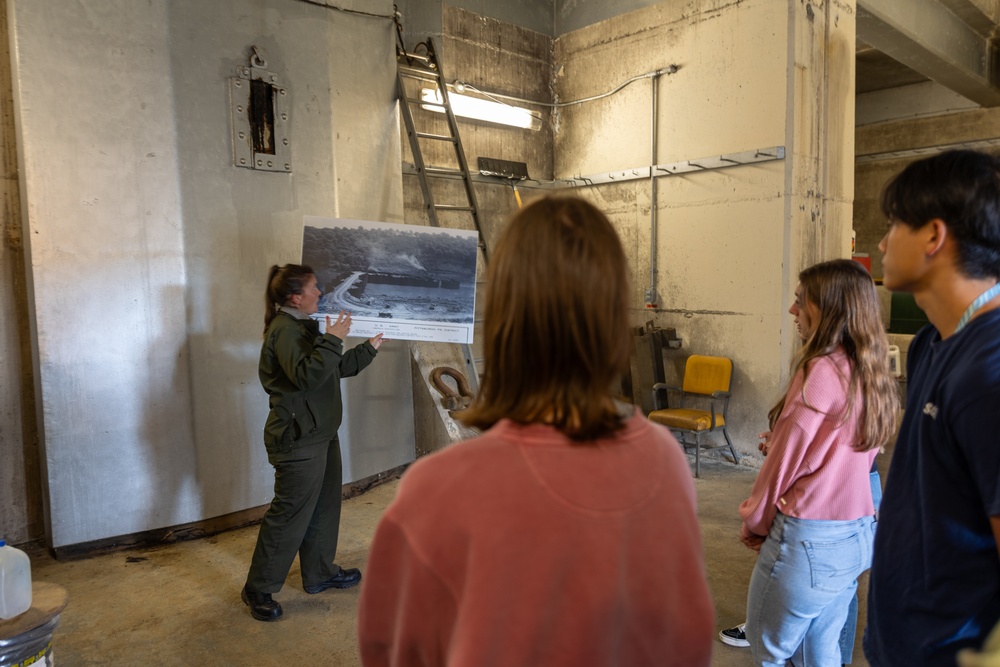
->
[420, 87, 541, 131]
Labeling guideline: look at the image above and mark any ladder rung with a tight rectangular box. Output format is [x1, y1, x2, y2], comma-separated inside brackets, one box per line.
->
[434, 204, 475, 211]
[398, 50, 432, 63]
[416, 132, 457, 142]
[410, 98, 445, 109]
[403, 96, 444, 108]
[398, 65, 440, 81]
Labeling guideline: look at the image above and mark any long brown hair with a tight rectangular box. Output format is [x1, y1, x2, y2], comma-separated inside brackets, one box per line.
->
[263, 264, 314, 337]
[768, 259, 899, 451]
[458, 196, 632, 440]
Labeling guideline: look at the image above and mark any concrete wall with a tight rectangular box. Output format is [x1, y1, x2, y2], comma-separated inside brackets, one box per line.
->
[399, 5, 555, 456]
[555, 0, 667, 37]
[552, 0, 856, 457]
[397, 0, 553, 39]
[7, 0, 413, 549]
[397, 0, 674, 38]
[400, 0, 857, 460]
[0, 0, 880, 548]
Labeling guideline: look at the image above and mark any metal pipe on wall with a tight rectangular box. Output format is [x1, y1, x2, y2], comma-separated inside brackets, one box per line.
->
[645, 72, 660, 309]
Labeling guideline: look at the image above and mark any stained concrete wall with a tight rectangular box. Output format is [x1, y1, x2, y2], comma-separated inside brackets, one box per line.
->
[1, 0, 875, 548]
[552, 0, 856, 457]
[396, 0, 553, 40]
[396, 0, 676, 38]
[6, 0, 413, 549]
[400, 0, 857, 460]
[555, 0, 670, 38]
[400, 5, 554, 455]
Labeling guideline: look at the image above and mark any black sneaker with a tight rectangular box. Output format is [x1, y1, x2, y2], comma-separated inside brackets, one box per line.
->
[719, 623, 749, 647]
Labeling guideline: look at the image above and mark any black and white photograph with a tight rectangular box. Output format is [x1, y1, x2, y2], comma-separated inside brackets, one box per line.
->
[301, 216, 479, 343]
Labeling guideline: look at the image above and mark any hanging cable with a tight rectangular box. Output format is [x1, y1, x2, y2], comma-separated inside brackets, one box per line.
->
[294, 0, 395, 19]
[453, 64, 679, 110]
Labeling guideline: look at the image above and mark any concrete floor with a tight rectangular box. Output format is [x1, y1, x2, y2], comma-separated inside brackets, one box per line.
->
[24, 455, 871, 666]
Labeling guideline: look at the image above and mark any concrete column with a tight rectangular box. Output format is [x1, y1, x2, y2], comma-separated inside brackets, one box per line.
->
[780, 0, 857, 382]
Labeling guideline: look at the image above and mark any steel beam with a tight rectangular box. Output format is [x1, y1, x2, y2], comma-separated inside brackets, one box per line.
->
[858, 0, 1000, 106]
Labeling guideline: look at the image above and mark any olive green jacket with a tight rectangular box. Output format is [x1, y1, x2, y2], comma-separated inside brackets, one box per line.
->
[259, 310, 377, 448]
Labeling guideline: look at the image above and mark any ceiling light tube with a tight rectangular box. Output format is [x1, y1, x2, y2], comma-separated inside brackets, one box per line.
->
[419, 87, 541, 131]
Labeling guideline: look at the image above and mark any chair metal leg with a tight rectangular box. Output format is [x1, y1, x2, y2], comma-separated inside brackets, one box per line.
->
[724, 429, 739, 464]
[693, 433, 701, 478]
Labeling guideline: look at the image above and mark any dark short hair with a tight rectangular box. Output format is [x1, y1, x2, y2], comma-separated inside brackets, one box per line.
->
[459, 196, 631, 441]
[880, 149, 1000, 279]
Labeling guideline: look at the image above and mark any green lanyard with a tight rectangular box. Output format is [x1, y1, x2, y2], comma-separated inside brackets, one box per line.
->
[955, 282, 1000, 334]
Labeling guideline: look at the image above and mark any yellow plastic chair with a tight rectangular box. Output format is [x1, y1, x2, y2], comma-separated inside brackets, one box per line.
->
[647, 355, 738, 477]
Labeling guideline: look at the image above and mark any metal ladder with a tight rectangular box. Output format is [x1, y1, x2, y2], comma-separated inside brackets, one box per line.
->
[396, 38, 487, 393]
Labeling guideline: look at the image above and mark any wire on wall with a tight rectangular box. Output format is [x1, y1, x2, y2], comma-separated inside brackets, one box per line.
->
[294, 0, 395, 20]
[453, 65, 679, 110]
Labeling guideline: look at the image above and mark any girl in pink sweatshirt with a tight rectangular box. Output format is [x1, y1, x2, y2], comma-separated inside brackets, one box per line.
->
[358, 196, 715, 667]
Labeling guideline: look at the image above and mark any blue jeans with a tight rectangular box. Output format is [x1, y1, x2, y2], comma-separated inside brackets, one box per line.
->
[838, 471, 883, 664]
[747, 512, 876, 667]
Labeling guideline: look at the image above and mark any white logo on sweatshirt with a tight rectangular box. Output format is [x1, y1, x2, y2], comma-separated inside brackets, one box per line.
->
[923, 402, 939, 419]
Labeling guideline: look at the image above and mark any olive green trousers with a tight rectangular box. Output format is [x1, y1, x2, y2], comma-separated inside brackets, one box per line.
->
[245, 435, 343, 593]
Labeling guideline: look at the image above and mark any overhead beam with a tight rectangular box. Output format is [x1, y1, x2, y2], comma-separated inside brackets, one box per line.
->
[938, 0, 998, 36]
[858, 0, 1000, 106]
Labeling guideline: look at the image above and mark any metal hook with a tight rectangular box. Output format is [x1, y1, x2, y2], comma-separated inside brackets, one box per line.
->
[250, 45, 267, 69]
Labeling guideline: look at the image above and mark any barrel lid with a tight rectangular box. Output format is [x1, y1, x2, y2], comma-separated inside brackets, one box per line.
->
[0, 582, 69, 640]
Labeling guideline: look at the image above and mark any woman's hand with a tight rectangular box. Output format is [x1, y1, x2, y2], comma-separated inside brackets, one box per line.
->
[758, 431, 773, 456]
[369, 333, 385, 349]
[326, 310, 352, 340]
[739, 522, 766, 552]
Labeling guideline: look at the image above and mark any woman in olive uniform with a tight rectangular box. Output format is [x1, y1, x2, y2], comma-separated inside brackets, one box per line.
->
[242, 263, 383, 621]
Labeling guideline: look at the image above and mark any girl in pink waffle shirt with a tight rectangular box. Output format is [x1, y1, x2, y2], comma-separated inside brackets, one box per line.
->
[738, 259, 899, 667]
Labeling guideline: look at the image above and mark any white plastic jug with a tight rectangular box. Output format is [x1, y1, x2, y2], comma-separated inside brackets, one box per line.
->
[0, 539, 32, 619]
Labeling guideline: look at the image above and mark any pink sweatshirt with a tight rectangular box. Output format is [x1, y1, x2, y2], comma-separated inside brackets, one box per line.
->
[739, 348, 878, 538]
[358, 412, 714, 667]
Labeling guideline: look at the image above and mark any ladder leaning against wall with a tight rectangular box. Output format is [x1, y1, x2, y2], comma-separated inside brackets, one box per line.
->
[396, 37, 488, 394]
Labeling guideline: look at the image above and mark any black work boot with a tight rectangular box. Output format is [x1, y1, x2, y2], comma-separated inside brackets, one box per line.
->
[303, 566, 362, 593]
[242, 585, 283, 621]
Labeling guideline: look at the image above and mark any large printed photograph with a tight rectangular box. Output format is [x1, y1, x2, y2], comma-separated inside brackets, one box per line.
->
[301, 216, 479, 344]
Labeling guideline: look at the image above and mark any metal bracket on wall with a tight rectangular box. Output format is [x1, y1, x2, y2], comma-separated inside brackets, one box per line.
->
[230, 47, 291, 172]
[401, 145, 785, 190]
[560, 146, 786, 188]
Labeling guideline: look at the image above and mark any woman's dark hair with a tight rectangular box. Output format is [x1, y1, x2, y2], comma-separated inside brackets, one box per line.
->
[768, 259, 899, 451]
[458, 196, 632, 441]
[263, 264, 314, 336]
[880, 149, 1000, 280]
